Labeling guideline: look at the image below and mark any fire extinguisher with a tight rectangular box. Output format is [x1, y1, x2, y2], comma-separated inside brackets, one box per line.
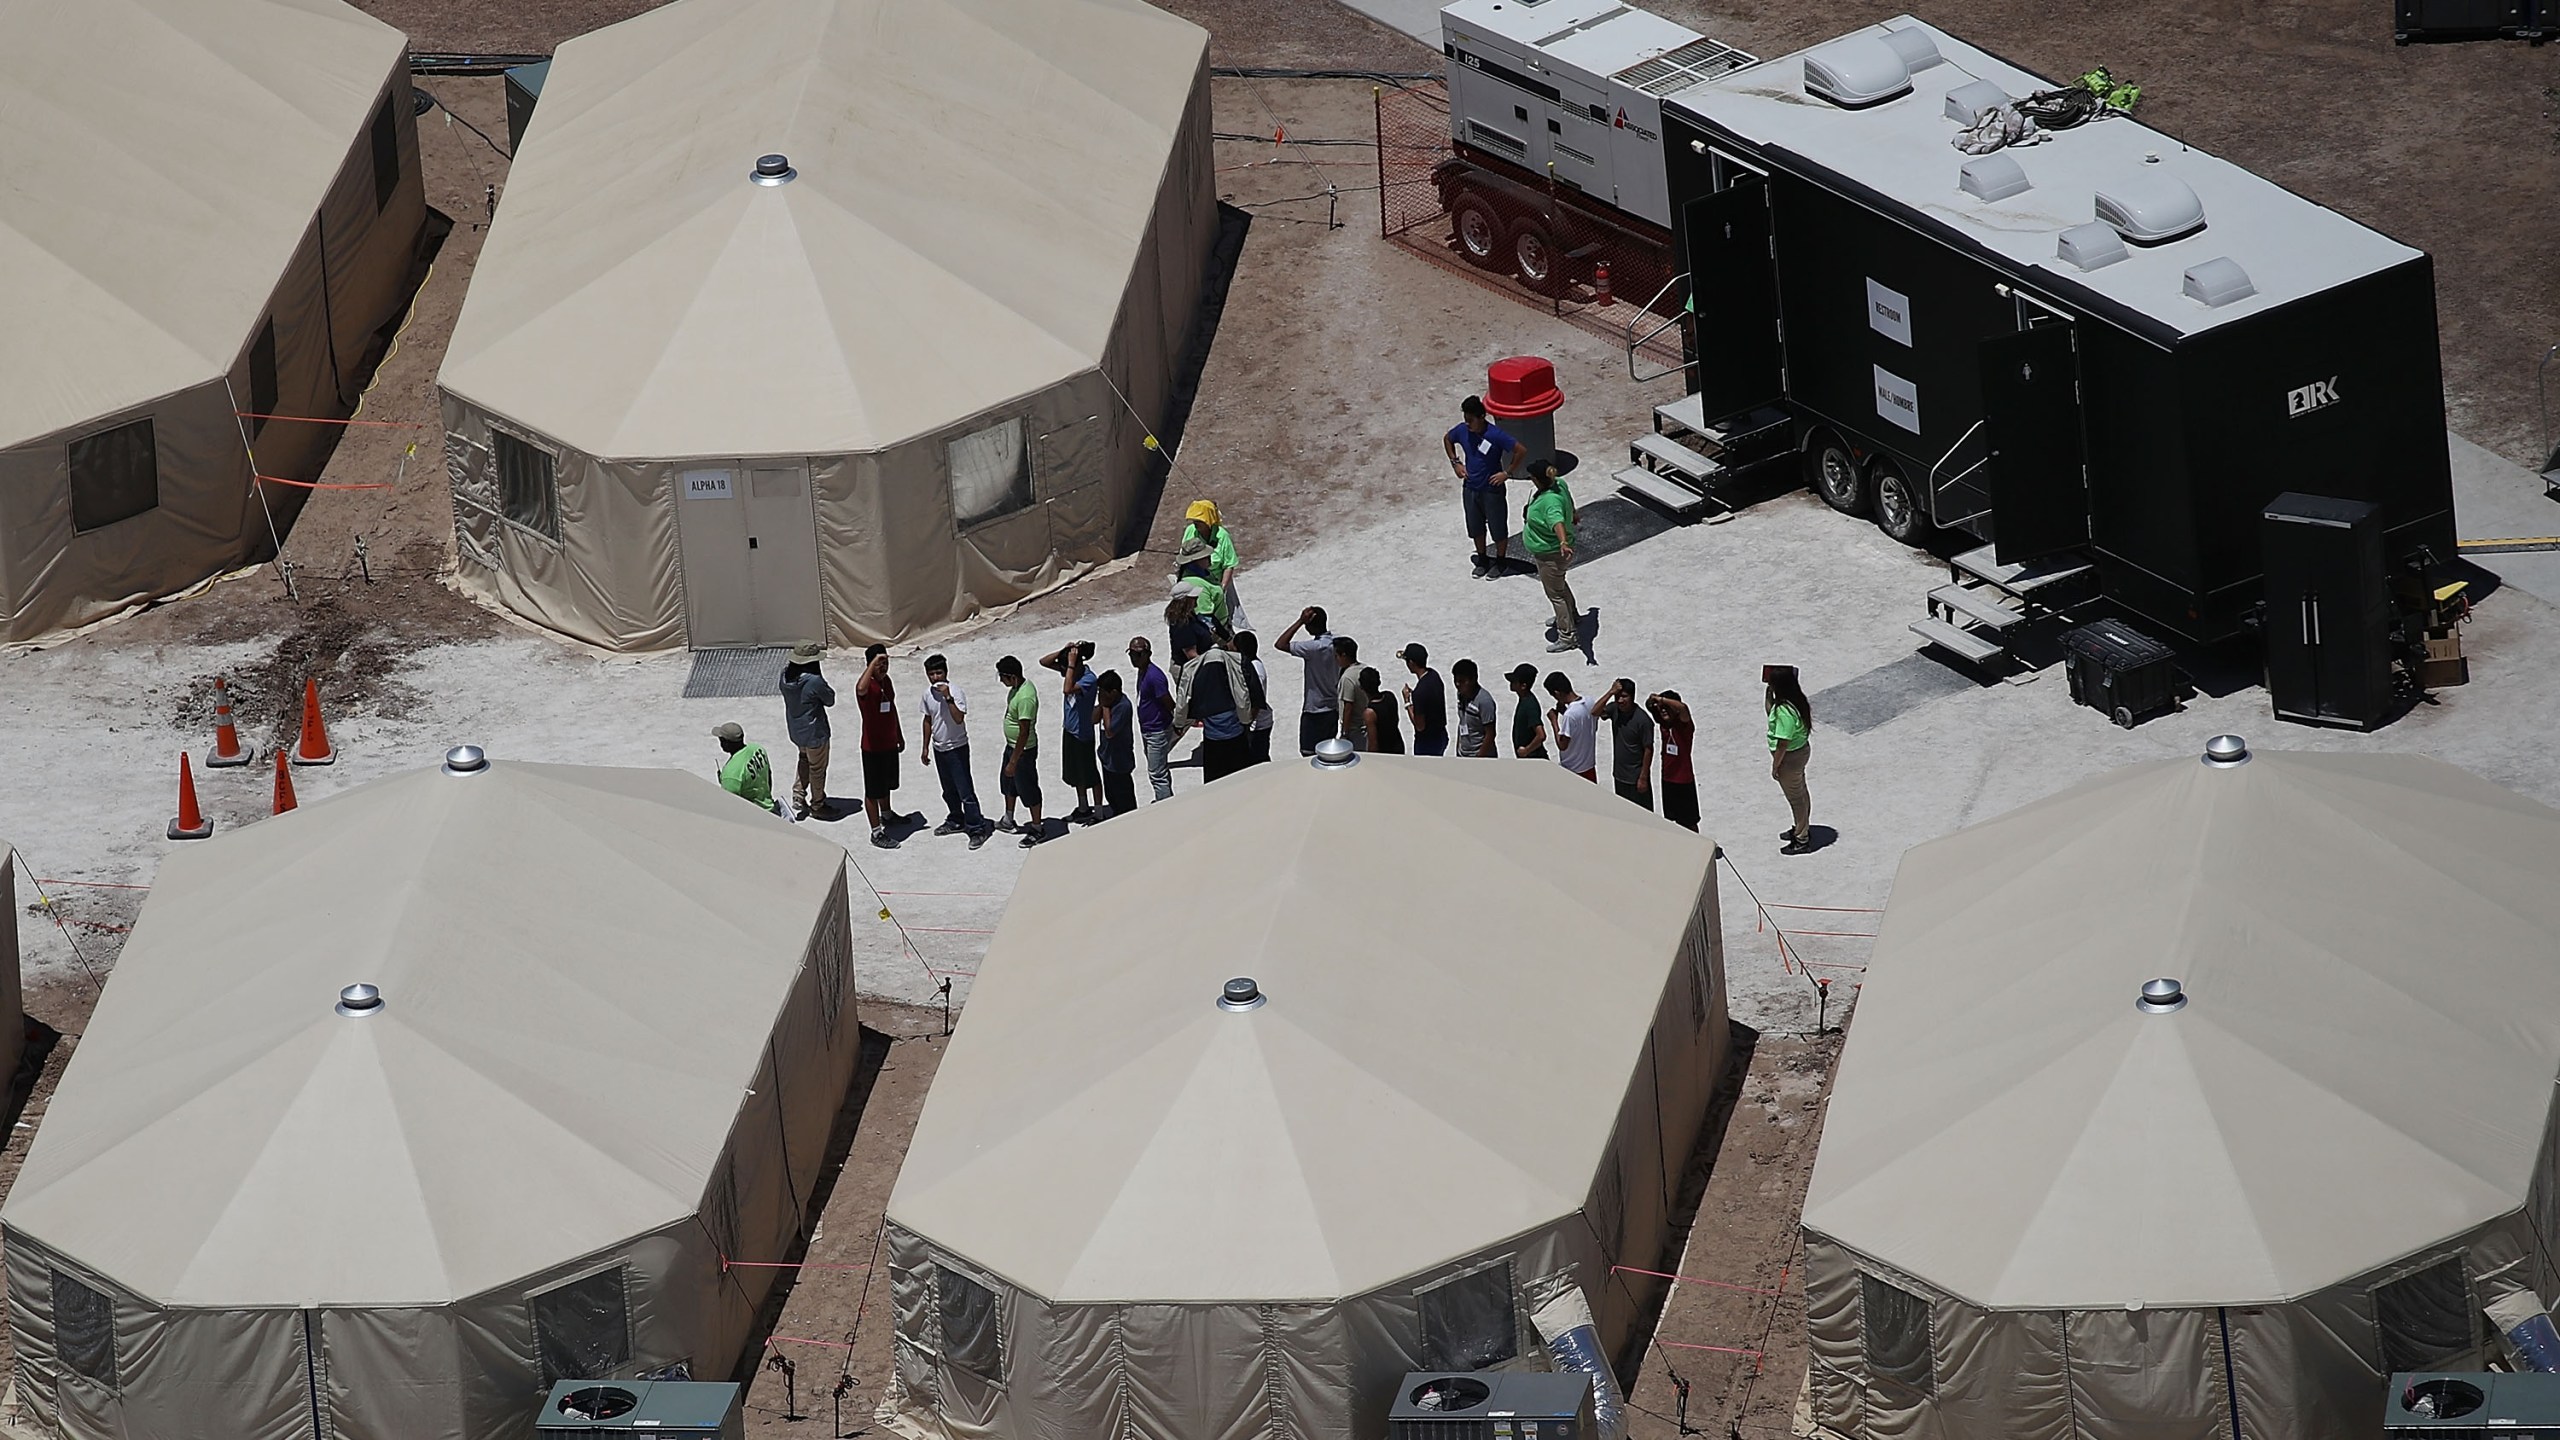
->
[1594, 258, 1613, 306]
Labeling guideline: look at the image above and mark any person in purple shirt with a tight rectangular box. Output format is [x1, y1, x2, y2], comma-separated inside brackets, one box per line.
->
[1442, 394, 1525, 579]
[1128, 635, 1176, 802]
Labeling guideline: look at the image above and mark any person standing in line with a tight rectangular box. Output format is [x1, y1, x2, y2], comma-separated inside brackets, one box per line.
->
[1172, 630, 1253, 780]
[713, 722, 782, 815]
[1236, 631, 1276, 766]
[1451, 660, 1498, 758]
[1522, 461, 1582, 655]
[1276, 606, 1341, 755]
[918, 655, 992, 848]
[1181, 499, 1249, 636]
[1333, 636, 1368, 752]
[1129, 636, 1176, 801]
[1095, 669, 1138, 819]
[779, 642, 835, 820]
[854, 643, 909, 848]
[1603, 678, 1655, 811]
[1507, 663, 1550, 759]
[1443, 394, 1525, 579]
[1361, 669, 1406, 753]
[1649, 690, 1700, 832]
[1545, 671, 1598, 782]
[994, 656, 1047, 847]
[1171, 539, 1230, 637]
[1767, 663, 1816, 854]
[1400, 643, 1448, 757]
[1042, 641, 1103, 825]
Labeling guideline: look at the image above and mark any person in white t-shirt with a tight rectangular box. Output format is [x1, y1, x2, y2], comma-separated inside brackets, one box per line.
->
[917, 655, 992, 847]
[1543, 671, 1599, 782]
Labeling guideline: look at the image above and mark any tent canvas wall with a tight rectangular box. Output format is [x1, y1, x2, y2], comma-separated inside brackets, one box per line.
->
[1802, 746, 2560, 1440]
[2, 762, 860, 1440]
[0, 845, 20, 1088]
[438, 0, 1217, 652]
[882, 755, 1728, 1440]
[0, 0, 425, 643]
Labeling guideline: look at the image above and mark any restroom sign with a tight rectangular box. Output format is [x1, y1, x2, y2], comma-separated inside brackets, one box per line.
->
[682, 469, 734, 500]
[1866, 279, 1912, 346]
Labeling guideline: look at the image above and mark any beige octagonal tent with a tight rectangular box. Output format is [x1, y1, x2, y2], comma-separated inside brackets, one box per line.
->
[882, 753, 1728, 1440]
[1804, 740, 2560, 1440]
[437, 0, 1216, 652]
[0, 0, 425, 642]
[2, 759, 859, 1440]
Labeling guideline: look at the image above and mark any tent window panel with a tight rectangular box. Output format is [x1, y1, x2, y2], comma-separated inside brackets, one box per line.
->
[370, 94, 400, 212]
[1859, 1273, 1933, 1393]
[934, 1264, 1005, 1382]
[1420, 1260, 1520, 1372]
[530, 1265, 632, 1386]
[68, 418, 158, 534]
[494, 431, 560, 541]
[948, 419, 1031, 527]
[249, 321, 279, 442]
[51, 1269, 115, 1391]
[2375, 1257, 2473, 1372]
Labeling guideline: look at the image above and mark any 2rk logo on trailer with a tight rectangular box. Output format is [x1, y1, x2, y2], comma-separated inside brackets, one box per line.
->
[2286, 377, 2341, 418]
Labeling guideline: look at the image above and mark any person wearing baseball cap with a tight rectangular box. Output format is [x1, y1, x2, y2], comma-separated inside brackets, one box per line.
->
[1505, 663, 1549, 759]
[712, 722, 782, 816]
[1398, 642, 1448, 756]
[1180, 498, 1248, 634]
[779, 642, 835, 820]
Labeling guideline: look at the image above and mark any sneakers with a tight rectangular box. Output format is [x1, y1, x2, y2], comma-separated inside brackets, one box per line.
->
[1546, 637, 1577, 653]
[791, 802, 811, 820]
[1018, 826, 1047, 848]
[1067, 805, 1097, 824]
[1781, 836, 1814, 856]
[994, 816, 1019, 833]
[1470, 553, 1489, 574]
[967, 829, 990, 850]
[933, 819, 966, 837]
[870, 828, 898, 850]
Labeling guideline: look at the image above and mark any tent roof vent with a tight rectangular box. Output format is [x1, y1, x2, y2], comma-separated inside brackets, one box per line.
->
[443, 745, 488, 775]
[1311, 737, 1358, 769]
[1802, 36, 1912, 108]
[2183, 256, 2257, 308]
[751, 153, 797, 186]
[336, 983, 384, 1018]
[1218, 977, 1266, 1012]
[2201, 734, 2251, 768]
[2093, 170, 2205, 243]
[1959, 154, 2029, 203]
[2136, 978, 2187, 1014]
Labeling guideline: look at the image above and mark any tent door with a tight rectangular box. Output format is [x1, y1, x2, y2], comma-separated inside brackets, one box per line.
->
[301, 1310, 333, 1440]
[678, 465, 821, 648]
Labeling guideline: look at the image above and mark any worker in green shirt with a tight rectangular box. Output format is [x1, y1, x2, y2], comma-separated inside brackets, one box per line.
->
[712, 722, 782, 816]
[1766, 664, 1815, 854]
[1171, 536, 1230, 639]
[1181, 499, 1248, 634]
[1521, 461, 1582, 654]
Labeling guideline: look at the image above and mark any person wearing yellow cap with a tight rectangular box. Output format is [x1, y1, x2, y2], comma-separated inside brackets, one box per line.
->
[1180, 499, 1248, 635]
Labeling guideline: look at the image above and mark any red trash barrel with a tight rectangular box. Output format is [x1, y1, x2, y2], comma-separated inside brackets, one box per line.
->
[1483, 356, 1565, 474]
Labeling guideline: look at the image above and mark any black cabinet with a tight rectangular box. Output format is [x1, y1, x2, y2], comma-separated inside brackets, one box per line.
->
[2263, 493, 2396, 730]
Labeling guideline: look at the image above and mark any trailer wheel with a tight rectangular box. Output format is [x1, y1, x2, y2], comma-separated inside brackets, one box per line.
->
[1806, 433, 1868, 516]
[1508, 219, 1567, 297]
[1451, 195, 1504, 270]
[1870, 461, 1931, 546]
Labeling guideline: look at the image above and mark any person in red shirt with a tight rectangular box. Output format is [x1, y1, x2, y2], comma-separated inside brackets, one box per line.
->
[855, 644, 909, 849]
[1649, 690, 1700, 833]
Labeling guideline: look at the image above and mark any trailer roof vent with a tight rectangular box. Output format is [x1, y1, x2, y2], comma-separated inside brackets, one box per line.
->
[2056, 221, 2128, 271]
[2182, 256, 2257, 308]
[1944, 78, 2010, 125]
[1802, 36, 1911, 108]
[1960, 154, 2030, 203]
[2092, 170, 2205, 244]
[1876, 25, 1944, 72]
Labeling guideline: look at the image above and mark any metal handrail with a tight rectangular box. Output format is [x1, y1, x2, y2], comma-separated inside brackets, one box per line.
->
[1927, 420, 1987, 494]
[1626, 272, 1690, 383]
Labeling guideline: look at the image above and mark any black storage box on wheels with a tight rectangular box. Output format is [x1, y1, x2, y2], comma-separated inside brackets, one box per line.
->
[2395, 0, 2544, 42]
[2063, 619, 2184, 728]
[2263, 492, 2397, 731]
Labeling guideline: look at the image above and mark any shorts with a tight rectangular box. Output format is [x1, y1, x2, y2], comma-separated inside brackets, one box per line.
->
[1001, 744, 1042, 810]
[1299, 710, 1338, 756]
[1061, 730, 1101, 789]
[1614, 778, 1655, 812]
[1663, 780, 1700, 832]
[860, 748, 899, 800]
[1462, 484, 1509, 544]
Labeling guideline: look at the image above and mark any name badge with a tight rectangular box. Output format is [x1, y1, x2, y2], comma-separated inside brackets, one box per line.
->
[1476, 438, 1493, 455]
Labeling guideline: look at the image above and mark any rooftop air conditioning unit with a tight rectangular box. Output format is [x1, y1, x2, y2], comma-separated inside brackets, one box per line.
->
[537, 1381, 744, 1439]
[1802, 36, 1912, 107]
[2385, 1372, 2560, 1433]
[2093, 170, 2206, 244]
[1389, 1371, 1595, 1440]
[1960, 154, 2030, 203]
[2182, 256, 2257, 307]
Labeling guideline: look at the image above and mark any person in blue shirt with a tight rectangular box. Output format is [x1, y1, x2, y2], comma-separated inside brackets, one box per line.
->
[1041, 640, 1103, 824]
[1441, 394, 1525, 580]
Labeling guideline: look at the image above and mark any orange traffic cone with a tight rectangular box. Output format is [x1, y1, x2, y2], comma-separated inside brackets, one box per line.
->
[291, 677, 336, 766]
[168, 753, 213, 840]
[271, 749, 298, 815]
[205, 676, 251, 767]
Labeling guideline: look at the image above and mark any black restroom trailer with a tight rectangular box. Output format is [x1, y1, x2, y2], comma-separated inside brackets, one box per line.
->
[1645, 19, 2456, 649]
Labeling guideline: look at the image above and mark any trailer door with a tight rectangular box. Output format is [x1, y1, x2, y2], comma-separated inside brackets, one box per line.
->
[1978, 324, 2087, 564]
[1682, 177, 1782, 422]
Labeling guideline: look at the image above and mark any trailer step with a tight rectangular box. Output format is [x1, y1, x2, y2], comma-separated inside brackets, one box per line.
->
[1654, 392, 1707, 437]
[1929, 584, 2026, 631]
[1614, 464, 1713, 518]
[1950, 544, 2093, 597]
[1910, 616, 2008, 665]
[1631, 432, 1724, 483]
[1694, 405, 1793, 461]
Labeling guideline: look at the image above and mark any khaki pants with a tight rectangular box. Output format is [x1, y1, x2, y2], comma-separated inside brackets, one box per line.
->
[1775, 743, 1812, 840]
[1536, 551, 1580, 645]
[794, 743, 831, 810]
